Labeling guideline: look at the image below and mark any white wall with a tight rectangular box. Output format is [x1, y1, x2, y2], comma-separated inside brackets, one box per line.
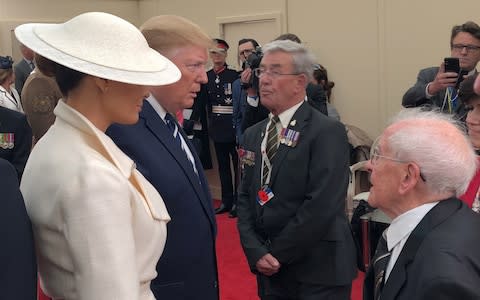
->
[2, 0, 480, 137]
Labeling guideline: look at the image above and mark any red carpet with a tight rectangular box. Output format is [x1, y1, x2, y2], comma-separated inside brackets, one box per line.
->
[215, 202, 365, 300]
[39, 203, 364, 300]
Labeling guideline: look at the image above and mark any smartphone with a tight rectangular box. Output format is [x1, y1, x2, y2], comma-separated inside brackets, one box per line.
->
[444, 57, 460, 74]
[444, 57, 467, 88]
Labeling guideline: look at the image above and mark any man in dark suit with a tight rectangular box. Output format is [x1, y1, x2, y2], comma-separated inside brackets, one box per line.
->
[363, 108, 480, 300]
[107, 15, 218, 300]
[14, 43, 35, 95]
[0, 106, 32, 180]
[0, 158, 37, 299]
[402, 21, 480, 116]
[237, 40, 357, 299]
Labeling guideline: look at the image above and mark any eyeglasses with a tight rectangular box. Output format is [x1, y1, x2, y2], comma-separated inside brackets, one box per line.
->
[370, 138, 427, 182]
[239, 49, 255, 57]
[451, 44, 480, 53]
[253, 68, 301, 78]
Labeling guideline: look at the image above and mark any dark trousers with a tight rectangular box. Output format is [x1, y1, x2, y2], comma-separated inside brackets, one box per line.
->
[214, 141, 238, 208]
[258, 274, 352, 300]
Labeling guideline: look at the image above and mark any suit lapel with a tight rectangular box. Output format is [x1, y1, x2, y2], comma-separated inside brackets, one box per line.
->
[381, 198, 461, 300]
[140, 102, 216, 229]
[270, 102, 310, 185]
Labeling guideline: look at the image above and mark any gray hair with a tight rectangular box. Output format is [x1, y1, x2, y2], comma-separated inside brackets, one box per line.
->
[262, 40, 316, 82]
[385, 108, 477, 196]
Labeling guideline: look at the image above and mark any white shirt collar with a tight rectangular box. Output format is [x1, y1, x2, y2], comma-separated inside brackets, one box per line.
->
[146, 94, 168, 122]
[385, 201, 439, 251]
[271, 97, 306, 128]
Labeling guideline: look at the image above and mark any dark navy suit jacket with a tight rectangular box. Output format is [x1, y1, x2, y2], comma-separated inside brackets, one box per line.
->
[364, 198, 480, 300]
[107, 100, 218, 300]
[0, 158, 37, 299]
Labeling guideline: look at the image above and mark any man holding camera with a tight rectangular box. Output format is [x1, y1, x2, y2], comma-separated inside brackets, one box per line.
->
[402, 21, 480, 115]
[232, 38, 267, 146]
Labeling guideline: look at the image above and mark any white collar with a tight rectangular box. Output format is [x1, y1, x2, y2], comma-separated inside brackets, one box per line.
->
[271, 97, 306, 128]
[385, 201, 439, 251]
[146, 94, 168, 122]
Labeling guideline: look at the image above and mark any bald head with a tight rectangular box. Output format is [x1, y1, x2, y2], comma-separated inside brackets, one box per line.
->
[475, 72, 480, 95]
[384, 108, 477, 196]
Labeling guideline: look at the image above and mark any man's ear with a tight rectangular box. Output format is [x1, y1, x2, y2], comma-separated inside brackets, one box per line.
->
[399, 163, 422, 194]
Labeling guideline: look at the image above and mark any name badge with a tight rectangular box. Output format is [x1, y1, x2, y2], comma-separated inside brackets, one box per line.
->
[257, 186, 274, 206]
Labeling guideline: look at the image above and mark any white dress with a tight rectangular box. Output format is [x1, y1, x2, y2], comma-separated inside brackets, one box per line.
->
[21, 100, 170, 300]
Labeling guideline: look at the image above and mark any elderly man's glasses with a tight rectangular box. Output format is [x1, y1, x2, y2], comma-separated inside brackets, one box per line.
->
[253, 68, 301, 78]
[451, 44, 480, 53]
[370, 138, 427, 182]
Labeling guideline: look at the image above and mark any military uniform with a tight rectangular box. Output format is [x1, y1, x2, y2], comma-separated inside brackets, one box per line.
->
[201, 65, 239, 211]
[21, 69, 62, 143]
[0, 106, 32, 180]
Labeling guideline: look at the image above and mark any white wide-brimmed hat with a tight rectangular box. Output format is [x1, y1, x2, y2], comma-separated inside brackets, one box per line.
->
[14, 12, 181, 86]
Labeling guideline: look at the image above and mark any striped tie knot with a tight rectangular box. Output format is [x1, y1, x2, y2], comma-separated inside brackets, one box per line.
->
[266, 115, 280, 161]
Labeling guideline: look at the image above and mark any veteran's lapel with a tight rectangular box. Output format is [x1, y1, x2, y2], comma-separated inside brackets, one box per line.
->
[269, 102, 309, 184]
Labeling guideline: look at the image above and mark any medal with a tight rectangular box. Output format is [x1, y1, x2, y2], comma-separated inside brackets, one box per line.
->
[215, 76, 220, 84]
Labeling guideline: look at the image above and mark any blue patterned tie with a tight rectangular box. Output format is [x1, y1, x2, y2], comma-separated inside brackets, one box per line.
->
[165, 113, 198, 175]
[165, 113, 183, 149]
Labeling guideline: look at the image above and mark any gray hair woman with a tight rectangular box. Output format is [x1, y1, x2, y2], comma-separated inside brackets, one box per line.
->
[17, 12, 180, 299]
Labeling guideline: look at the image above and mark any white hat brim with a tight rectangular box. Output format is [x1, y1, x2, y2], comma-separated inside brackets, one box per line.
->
[14, 15, 181, 86]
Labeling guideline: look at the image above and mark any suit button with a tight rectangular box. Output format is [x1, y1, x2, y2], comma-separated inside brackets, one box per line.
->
[214, 280, 218, 288]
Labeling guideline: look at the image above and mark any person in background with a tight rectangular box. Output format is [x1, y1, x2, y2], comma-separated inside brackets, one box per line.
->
[0, 105, 32, 180]
[363, 108, 480, 300]
[312, 63, 340, 120]
[107, 15, 219, 300]
[195, 38, 240, 216]
[402, 21, 480, 117]
[237, 40, 357, 299]
[21, 54, 62, 143]
[0, 158, 37, 299]
[233, 38, 260, 146]
[14, 43, 35, 95]
[18, 12, 176, 299]
[459, 73, 480, 212]
[0, 56, 23, 112]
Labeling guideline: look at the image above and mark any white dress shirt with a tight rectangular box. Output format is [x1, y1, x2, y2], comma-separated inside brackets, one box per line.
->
[384, 201, 439, 281]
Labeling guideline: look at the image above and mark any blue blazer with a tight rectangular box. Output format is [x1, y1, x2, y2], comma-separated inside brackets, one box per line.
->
[107, 100, 218, 300]
[0, 158, 37, 299]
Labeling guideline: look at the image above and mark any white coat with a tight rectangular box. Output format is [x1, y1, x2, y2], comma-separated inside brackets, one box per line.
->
[21, 100, 170, 300]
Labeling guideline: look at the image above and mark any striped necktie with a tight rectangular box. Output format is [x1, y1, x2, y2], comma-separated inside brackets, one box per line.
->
[165, 113, 198, 175]
[373, 230, 391, 300]
[262, 115, 279, 185]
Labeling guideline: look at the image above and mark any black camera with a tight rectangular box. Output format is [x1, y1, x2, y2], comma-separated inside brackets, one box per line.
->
[241, 46, 263, 90]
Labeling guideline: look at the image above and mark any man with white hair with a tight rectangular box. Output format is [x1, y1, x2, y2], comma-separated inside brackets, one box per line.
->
[363, 108, 480, 300]
[237, 40, 357, 299]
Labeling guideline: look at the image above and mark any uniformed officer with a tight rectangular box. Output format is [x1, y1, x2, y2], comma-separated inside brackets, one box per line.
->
[21, 54, 62, 143]
[198, 38, 240, 217]
[0, 105, 32, 180]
